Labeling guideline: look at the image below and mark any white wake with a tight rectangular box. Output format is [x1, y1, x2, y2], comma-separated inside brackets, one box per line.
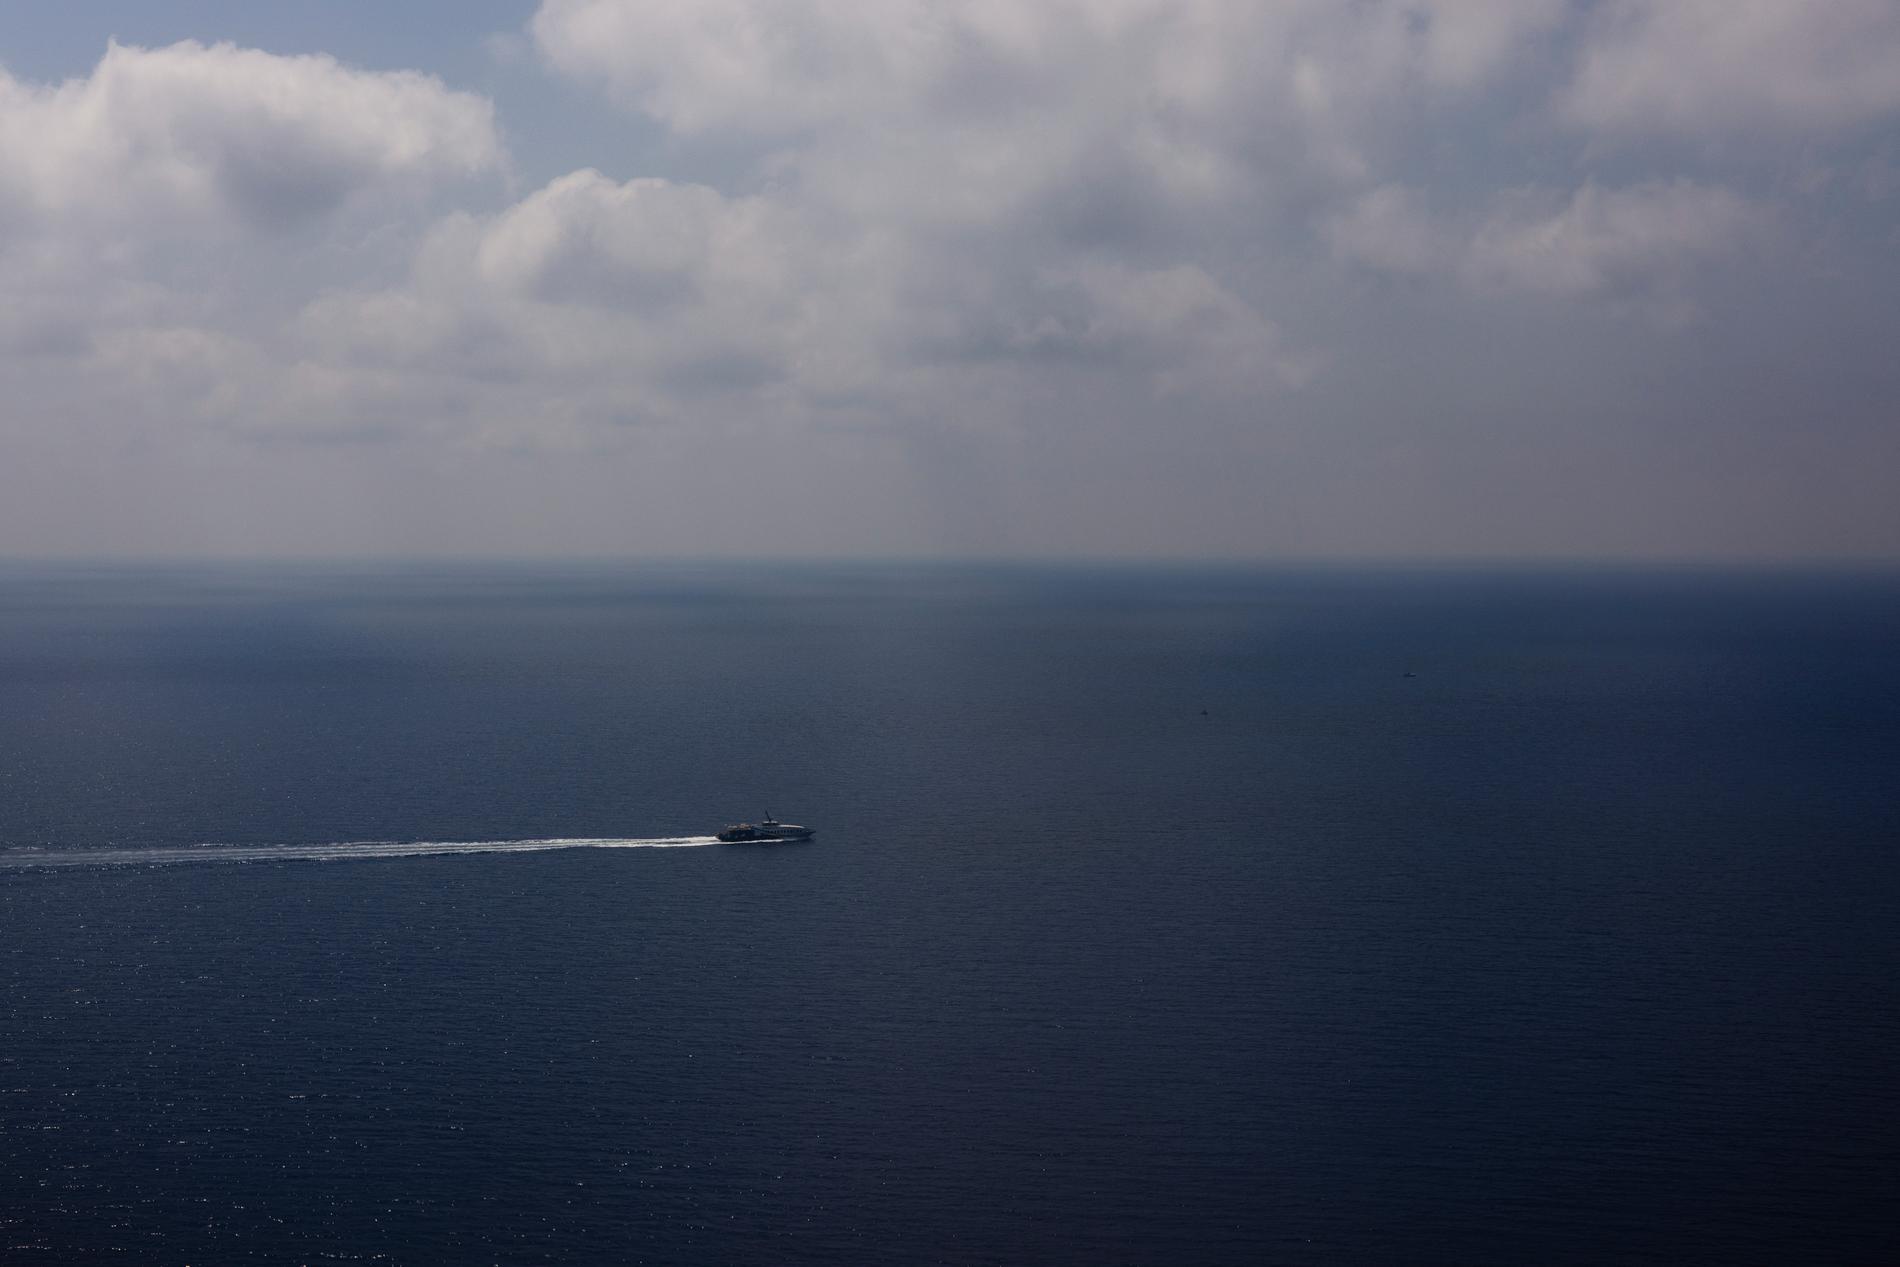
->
[0, 836, 721, 870]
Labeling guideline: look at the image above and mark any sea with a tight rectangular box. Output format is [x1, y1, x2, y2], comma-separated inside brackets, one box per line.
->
[1, 561, 1896, 1264]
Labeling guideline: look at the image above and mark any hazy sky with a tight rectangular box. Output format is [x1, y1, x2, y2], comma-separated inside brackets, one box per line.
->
[3, 1, 1897, 560]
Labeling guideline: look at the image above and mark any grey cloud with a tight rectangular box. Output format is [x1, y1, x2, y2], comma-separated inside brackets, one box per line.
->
[1561, 0, 1900, 138]
[1463, 181, 1764, 301]
[206, 136, 406, 230]
[1327, 179, 1767, 317]
[657, 349, 787, 398]
[1323, 185, 1449, 277]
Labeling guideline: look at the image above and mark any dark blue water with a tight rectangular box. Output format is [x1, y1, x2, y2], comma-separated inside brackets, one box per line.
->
[2, 563, 1896, 1263]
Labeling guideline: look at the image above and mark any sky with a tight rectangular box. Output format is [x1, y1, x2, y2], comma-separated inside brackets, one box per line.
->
[1, 1, 1897, 561]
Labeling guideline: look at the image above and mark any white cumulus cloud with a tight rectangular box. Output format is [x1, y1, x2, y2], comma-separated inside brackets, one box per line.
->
[0, 40, 506, 444]
[0, 40, 500, 235]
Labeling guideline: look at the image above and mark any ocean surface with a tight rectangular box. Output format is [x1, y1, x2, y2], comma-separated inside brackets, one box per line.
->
[2, 562, 1896, 1263]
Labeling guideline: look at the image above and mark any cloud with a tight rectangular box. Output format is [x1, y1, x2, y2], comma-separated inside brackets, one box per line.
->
[296, 164, 1305, 448]
[531, 0, 1566, 132]
[1327, 179, 1765, 321]
[531, 0, 1567, 218]
[4, 7, 1872, 449]
[0, 40, 507, 441]
[1463, 181, 1763, 299]
[13, 19, 1320, 451]
[530, 0, 934, 137]
[1561, 0, 1900, 139]
[473, 170, 773, 311]
[1322, 185, 1450, 277]
[0, 40, 500, 235]
[490, 0, 1591, 436]
[4, 7, 1900, 558]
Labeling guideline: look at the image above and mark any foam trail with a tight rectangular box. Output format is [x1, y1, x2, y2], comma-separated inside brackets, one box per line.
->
[0, 836, 722, 870]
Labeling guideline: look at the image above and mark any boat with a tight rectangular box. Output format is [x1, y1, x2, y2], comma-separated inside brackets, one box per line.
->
[716, 813, 815, 844]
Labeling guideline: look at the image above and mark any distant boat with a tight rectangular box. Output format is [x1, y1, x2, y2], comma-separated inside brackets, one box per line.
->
[716, 813, 814, 844]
